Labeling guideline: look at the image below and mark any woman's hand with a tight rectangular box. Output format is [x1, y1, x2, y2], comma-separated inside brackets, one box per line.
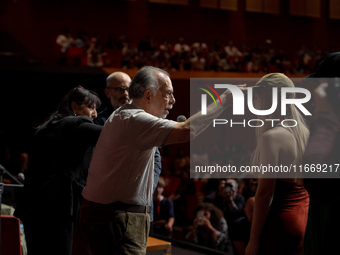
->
[193, 217, 199, 230]
[201, 216, 213, 229]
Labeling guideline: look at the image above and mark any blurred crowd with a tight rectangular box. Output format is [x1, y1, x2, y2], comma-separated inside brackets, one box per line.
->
[55, 28, 338, 74]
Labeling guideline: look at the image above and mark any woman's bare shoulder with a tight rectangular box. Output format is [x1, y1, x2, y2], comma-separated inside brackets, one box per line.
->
[262, 127, 295, 144]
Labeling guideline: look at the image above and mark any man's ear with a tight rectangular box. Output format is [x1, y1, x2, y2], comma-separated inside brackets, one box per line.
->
[104, 88, 110, 99]
[144, 90, 152, 103]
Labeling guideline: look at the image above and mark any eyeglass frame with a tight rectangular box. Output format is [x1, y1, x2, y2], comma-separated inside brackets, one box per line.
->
[107, 86, 129, 94]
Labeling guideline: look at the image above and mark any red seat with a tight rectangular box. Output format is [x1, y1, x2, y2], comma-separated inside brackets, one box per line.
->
[194, 180, 204, 195]
[186, 194, 198, 221]
[1, 215, 22, 255]
[162, 177, 181, 198]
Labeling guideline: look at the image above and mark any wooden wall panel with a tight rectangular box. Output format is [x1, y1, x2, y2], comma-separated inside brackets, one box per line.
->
[220, 0, 238, 11]
[289, 0, 305, 17]
[200, 0, 219, 9]
[149, 0, 189, 5]
[290, 0, 320, 18]
[264, 0, 280, 14]
[329, 0, 340, 19]
[149, 0, 169, 4]
[246, 0, 263, 13]
[305, 0, 320, 18]
[170, 0, 189, 6]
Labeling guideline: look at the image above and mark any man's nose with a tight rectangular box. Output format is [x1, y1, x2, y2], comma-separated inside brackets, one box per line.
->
[170, 95, 176, 104]
[123, 88, 129, 97]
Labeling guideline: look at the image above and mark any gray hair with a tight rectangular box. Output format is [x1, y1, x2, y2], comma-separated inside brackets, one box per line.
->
[129, 66, 170, 99]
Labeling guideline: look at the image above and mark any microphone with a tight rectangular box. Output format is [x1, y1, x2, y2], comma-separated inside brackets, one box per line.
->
[0, 164, 5, 173]
[0, 164, 24, 184]
[177, 115, 187, 123]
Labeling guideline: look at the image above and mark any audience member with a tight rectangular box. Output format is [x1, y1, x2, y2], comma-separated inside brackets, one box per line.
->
[54, 31, 339, 74]
[190, 145, 209, 170]
[75, 30, 89, 48]
[152, 177, 175, 238]
[231, 197, 255, 255]
[186, 202, 231, 252]
[173, 148, 190, 176]
[170, 170, 196, 225]
[174, 37, 190, 56]
[223, 179, 245, 229]
[205, 179, 226, 211]
[87, 37, 105, 67]
[56, 28, 74, 65]
[239, 176, 258, 202]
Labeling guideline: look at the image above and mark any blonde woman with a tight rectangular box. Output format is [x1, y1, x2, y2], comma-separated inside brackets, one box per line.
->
[245, 73, 310, 255]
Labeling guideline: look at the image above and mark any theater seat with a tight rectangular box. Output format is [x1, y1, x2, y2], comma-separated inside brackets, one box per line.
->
[1, 215, 22, 255]
[162, 177, 181, 197]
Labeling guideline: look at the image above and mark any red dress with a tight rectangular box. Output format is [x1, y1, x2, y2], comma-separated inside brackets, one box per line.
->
[259, 180, 309, 255]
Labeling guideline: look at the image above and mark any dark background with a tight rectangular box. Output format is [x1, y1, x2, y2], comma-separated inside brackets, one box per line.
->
[0, 0, 337, 163]
[1, 0, 339, 65]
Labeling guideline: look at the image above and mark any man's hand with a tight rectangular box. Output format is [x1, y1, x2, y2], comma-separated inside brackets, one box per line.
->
[223, 190, 235, 201]
[222, 84, 247, 108]
[164, 223, 173, 232]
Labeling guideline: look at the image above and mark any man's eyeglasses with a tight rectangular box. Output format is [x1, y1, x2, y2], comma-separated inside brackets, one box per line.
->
[107, 87, 129, 94]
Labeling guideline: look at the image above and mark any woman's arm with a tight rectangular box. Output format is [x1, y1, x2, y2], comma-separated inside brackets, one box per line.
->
[246, 132, 278, 255]
[213, 217, 228, 248]
[165, 217, 175, 232]
[75, 117, 102, 146]
[186, 218, 199, 241]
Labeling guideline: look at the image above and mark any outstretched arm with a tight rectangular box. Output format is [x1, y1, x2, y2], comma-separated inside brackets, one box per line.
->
[163, 85, 247, 145]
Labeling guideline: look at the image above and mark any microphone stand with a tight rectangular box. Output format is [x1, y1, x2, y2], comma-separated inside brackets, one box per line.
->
[0, 166, 24, 255]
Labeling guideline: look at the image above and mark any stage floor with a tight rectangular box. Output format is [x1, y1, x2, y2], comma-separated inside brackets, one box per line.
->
[146, 244, 208, 255]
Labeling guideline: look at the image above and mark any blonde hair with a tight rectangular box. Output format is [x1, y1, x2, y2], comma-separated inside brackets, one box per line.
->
[252, 74, 309, 168]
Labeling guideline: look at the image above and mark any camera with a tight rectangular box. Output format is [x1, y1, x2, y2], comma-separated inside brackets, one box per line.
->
[225, 183, 234, 193]
[197, 211, 204, 225]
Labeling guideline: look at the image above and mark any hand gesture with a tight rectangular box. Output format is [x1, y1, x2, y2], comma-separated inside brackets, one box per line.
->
[201, 216, 213, 229]
[222, 84, 247, 108]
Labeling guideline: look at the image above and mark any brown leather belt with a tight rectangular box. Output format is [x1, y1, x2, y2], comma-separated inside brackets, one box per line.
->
[82, 198, 151, 213]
